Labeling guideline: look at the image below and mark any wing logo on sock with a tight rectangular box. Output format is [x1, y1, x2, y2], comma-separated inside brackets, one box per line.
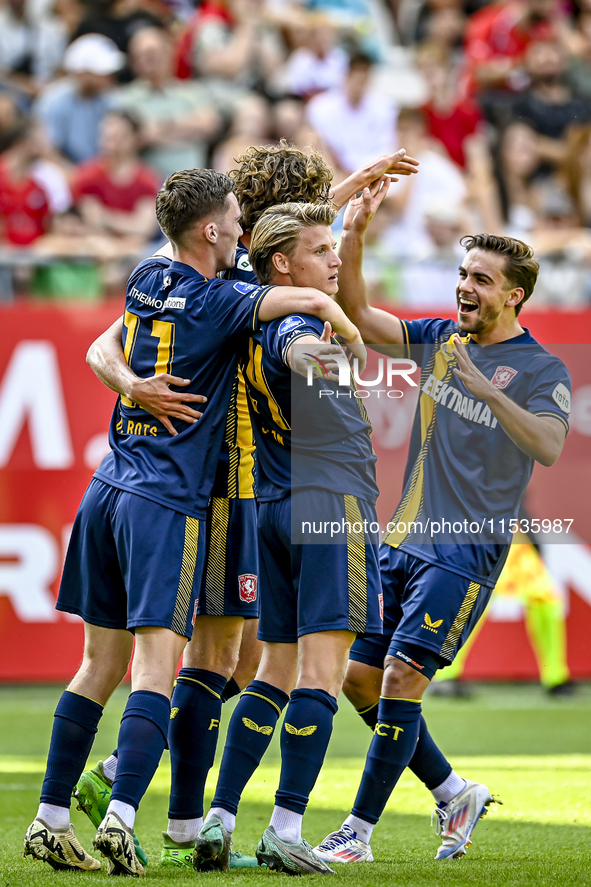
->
[284, 723, 317, 736]
[242, 717, 273, 735]
[170, 707, 180, 719]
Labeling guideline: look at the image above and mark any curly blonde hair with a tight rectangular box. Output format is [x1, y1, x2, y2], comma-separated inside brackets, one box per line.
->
[229, 140, 334, 233]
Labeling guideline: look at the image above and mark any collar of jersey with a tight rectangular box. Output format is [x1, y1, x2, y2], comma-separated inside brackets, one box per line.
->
[168, 260, 209, 281]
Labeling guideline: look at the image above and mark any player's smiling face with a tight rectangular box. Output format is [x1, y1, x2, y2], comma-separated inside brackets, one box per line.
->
[283, 225, 341, 295]
[456, 248, 523, 336]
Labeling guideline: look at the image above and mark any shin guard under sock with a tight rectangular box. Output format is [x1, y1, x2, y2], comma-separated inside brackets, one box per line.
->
[212, 680, 289, 816]
[111, 690, 170, 810]
[40, 690, 103, 807]
[275, 688, 338, 815]
[352, 697, 422, 824]
[168, 668, 227, 820]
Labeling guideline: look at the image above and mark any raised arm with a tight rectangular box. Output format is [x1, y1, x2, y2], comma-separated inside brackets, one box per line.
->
[337, 180, 405, 345]
[331, 148, 420, 209]
[86, 316, 207, 436]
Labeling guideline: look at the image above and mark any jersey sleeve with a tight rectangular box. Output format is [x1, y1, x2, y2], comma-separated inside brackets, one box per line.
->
[205, 278, 275, 338]
[222, 247, 258, 283]
[525, 356, 571, 435]
[400, 317, 456, 346]
[265, 314, 325, 365]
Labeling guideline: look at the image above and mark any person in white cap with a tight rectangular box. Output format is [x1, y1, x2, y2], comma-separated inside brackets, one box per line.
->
[33, 33, 126, 164]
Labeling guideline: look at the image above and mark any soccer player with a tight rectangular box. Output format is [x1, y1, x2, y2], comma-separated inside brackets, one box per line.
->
[23, 169, 364, 876]
[312, 182, 571, 863]
[79, 143, 418, 869]
[193, 202, 382, 876]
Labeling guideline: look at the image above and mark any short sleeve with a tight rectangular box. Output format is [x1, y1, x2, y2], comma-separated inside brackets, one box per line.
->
[526, 357, 571, 435]
[205, 279, 274, 339]
[400, 317, 457, 346]
[266, 314, 325, 365]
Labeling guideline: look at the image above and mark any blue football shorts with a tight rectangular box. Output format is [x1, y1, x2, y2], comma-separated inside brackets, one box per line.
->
[200, 497, 259, 618]
[257, 489, 383, 643]
[350, 544, 494, 676]
[57, 478, 205, 638]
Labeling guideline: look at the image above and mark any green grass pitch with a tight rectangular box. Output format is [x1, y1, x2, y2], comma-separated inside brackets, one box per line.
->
[1, 683, 590, 886]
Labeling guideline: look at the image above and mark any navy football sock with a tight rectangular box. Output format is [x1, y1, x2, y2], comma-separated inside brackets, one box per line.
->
[408, 715, 452, 789]
[212, 680, 289, 816]
[357, 701, 379, 730]
[221, 677, 241, 702]
[352, 697, 422, 824]
[40, 690, 103, 807]
[168, 668, 227, 820]
[275, 688, 338, 815]
[111, 690, 170, 810]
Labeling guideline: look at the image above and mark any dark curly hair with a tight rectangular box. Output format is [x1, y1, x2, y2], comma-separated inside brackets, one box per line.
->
[460, 233, 539, 315]
[229, 140, 334, 233]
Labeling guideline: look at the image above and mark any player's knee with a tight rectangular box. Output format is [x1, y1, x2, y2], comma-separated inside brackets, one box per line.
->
[382, 657, 424, 697]
[343, 669, 375, 709]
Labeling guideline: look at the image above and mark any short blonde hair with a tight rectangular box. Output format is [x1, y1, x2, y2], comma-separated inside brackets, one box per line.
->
[250, 202, 338, 284]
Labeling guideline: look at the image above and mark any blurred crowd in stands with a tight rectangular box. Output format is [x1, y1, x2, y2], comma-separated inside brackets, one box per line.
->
[2, 0, 591, 304]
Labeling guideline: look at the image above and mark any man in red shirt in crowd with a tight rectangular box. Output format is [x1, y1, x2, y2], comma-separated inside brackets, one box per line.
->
[73, 110, 159, 246]
[463, 0, 560, 95]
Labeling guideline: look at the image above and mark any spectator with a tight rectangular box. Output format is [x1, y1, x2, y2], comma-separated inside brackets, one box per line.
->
[417, 42, 482, 167]
[0, 117, 70, 246]
[70, 0, 169, 54]
[175, 0, 285, 101]
[114, 26, 220, 181]
[0, 0, 72, 103]
[278, 14, 348, 98]
[378, 105, 468, 258]
[562, 123, 591, 225]
[34, 33, 125, 163]
[212, 93, 273, 172]
[306, 51, 398, 175]
[509, 39, 591, 165]
[72, 109, 158, 244]
[463, 0, 561, 98]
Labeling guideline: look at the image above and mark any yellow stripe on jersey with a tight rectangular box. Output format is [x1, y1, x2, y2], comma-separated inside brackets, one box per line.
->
[383, 332, 468, 549]
[344, 495, 368, 633]
[236, 368, 256, 497]
[151, 319, 175, 376]
[439, 580, 481, 660]
[171, 516, 200, 635]
[204, 497, 230, 615]
[244, 338, 290, 431]
[121, 310, 140, 407]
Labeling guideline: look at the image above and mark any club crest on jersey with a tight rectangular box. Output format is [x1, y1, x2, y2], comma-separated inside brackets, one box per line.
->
[378, 593, 384, 621]
[233, 281, 256, 294]
[192, 599, 199, 626]
[238, 573, 258, 602]
[278, 315, 305, 336]
[491, 366, 518, 389]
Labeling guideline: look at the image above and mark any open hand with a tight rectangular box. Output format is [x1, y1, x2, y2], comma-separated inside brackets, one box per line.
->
[129, 374, 207, 437]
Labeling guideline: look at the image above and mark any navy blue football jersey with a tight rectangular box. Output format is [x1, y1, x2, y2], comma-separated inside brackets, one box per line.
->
[94, 257, 273, 518]
[383, 318, 571, 586]
[241, 313, 379, 503]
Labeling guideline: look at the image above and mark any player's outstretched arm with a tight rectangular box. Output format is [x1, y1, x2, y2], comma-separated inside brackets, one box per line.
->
[338, 181, 405, 345]
[258, 287, 366, 371]
[452, 336, 566, 466]
[86, 317, 207, 437]
[331, 149, 420, 209]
